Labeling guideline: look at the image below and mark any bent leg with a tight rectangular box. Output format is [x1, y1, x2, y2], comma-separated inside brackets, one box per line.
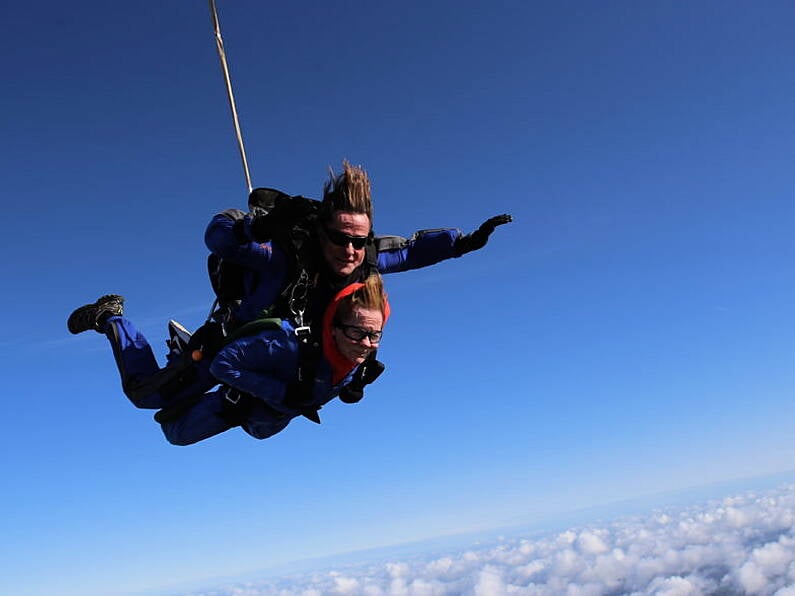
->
[104, 316, 162, 408]
[105, 316, 207, 410]
[159, 389, 234, 446]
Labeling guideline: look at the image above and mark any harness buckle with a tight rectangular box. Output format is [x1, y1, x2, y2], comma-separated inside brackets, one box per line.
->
[224, 387, 241, 405]
[294, 326, 312, 340]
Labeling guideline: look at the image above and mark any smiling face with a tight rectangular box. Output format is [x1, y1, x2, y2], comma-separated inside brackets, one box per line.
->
[331, 305, 384, 365]
[319, 211, 371, 277]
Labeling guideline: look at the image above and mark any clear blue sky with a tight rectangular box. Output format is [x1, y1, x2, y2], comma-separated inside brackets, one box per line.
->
[2, 2, 794, 594]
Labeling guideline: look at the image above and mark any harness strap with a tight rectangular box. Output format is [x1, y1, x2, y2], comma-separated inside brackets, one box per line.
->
[364, 240, 378, 274]
[290, 326, 324, 422]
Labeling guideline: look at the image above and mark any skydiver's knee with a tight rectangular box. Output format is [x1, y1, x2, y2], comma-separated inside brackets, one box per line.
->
[160, 423, 201, 446]
[243, 422, 288, 441]
[123, 384, 162, 410]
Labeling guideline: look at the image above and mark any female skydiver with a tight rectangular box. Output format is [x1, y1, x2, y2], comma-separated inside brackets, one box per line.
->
[66, 275, 389, 445]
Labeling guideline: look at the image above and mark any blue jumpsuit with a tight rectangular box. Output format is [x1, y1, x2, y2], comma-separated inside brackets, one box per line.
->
[104, 316, 356, 446]
[205, 212, 462, 323]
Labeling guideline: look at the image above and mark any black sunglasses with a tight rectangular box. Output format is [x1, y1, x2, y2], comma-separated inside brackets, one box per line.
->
[336, 323, 382, 344]
[322, 226, 370, 250]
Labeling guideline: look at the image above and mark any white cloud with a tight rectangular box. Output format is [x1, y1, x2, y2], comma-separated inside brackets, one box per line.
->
[187, 484, 795, 596]
[576, 530, 610, 556]
[473, 566, 504, 596]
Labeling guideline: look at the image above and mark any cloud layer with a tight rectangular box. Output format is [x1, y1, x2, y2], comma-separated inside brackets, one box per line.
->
[189, 484, 795, 595]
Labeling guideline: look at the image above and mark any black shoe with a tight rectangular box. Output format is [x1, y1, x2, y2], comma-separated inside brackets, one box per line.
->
[67, 294, 125, 334]
[166, 319, 192, 355]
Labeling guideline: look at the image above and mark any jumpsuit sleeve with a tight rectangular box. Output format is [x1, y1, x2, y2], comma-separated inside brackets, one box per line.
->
[209, 332, 294, 413]
[204, 211, 286, 273]
[375, 228, 462, 273]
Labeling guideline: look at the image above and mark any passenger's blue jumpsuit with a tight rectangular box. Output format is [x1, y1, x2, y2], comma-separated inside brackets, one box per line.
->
[103, 290, 366, 446]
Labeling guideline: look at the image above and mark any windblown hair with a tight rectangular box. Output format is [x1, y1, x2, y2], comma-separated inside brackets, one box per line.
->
[335, 274, 388, 324]
[320, 160, 373, 225]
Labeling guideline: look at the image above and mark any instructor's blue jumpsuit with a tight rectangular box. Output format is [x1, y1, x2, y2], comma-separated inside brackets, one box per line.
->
[205, 212, 462, 324]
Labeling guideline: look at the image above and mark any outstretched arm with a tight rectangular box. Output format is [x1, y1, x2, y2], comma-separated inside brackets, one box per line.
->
[375, 214, 513, 273]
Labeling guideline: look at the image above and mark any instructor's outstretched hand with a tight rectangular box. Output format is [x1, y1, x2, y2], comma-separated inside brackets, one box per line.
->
[454, 214, 513, 255]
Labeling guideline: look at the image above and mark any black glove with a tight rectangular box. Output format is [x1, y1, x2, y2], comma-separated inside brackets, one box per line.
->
[186, 321, 226, 361]
[454, 214, 513, 256]
[339, 359, 386, 404]
[248, 195, 321, 243]
[230, 188, 283, 243]
[249, 213, 276, 242]
[248, 187, 287, 215]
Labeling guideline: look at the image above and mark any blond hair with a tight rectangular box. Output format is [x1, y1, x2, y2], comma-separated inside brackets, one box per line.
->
[321, 159, 373, 224]
[335, 274, 387, 323]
